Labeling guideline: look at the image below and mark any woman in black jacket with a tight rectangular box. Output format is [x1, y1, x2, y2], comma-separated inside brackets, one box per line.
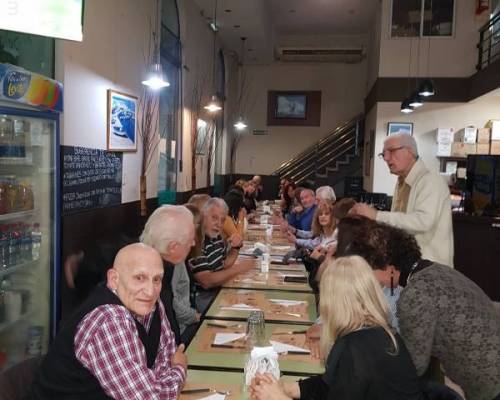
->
[250, 255, 423, 400]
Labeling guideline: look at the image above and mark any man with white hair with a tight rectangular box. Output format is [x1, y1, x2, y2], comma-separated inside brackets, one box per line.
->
[316, 185, 336, 205]
[351, 133, 454, 266]
[140, 205, 196, 342]
[189, 197, 253, 312]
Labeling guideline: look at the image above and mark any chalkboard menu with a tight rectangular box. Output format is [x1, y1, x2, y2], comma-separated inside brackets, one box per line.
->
[62, 146, 122, 215]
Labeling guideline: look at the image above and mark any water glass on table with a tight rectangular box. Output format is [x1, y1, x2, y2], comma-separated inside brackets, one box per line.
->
[246, 310, 266, 347]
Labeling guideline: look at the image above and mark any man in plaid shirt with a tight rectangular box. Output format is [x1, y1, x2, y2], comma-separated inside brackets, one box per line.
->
[28, 242, 189, 399]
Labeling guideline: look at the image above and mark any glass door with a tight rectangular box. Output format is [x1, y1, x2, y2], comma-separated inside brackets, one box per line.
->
[0, 107, 58, 371]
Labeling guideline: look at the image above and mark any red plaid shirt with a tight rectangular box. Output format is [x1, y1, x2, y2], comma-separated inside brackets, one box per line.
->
[74, 301, 186, 399]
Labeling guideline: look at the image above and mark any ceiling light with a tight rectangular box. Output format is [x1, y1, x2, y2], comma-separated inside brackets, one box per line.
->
[408, 91, 423, 107]
[204, 95, 222, 112]
[141, 63, 170, 90]
[234, 118, 247, 130]
[418, 79, 435, 97]
[400, 98, 414, 114]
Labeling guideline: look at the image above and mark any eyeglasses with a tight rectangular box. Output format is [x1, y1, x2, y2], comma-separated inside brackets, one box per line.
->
[378, 146, 405, 159]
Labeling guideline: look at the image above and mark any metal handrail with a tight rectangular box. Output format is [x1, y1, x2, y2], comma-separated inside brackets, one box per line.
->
[273, 114, 363, 175]
[476, 11, 500, 71]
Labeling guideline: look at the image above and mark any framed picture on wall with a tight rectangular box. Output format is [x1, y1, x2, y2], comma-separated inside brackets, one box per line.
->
[107, 89, 138, 151]
[387, 122, 413, 136]
[267, 91, 321, 126]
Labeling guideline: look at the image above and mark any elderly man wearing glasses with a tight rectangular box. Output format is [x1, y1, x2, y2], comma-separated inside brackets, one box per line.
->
[351, 133, 454, 267]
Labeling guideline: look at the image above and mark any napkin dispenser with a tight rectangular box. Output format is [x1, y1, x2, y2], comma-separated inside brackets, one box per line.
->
[244, 346, 280, 386]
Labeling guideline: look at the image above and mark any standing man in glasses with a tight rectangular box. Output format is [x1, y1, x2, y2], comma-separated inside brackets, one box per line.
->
[351, 133, 453, 267]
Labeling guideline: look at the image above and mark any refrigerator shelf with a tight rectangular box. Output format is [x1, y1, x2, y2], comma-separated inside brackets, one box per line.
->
[0, 158, 33, 167]
[0, 310, 35, 334]
[0, 260, 37, 279]
[0, 210, 34, 222]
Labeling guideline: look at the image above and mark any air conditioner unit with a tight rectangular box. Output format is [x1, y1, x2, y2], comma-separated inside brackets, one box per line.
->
[276, 46, 365, 63]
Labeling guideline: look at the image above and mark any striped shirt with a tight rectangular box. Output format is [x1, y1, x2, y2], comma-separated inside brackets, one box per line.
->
[74, 301, 185, 400]
[189, 235, 227, 275]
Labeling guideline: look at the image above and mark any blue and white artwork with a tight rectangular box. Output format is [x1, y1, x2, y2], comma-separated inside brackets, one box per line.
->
[276, 94, 307, 119]
[107, 90, 138, 151]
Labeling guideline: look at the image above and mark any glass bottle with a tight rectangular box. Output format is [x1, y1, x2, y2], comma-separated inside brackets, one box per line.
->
[31, 223, 41, 261]
[0, 117, 13, 157]
[0, 225, 8, 268]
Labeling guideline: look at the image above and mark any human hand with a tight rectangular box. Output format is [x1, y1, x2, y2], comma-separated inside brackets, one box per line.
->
[286, 231, 297, 244]
[279, 219, 289, 233]
[325, 243, 337, 258]
[229, 233, 243, 248]
[349, 203, 377, 220]
[310, 246, 325, 260]
[250, 374, 290, 400]
[293, 205, 303, 214]
[172, 343, 187, 370]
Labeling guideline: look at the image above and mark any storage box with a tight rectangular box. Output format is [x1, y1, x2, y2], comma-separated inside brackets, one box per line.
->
[491, 140, 500, 155]
[437, 142, 452, 156]
[477, 128, 491, 144]
[436, 128, 454, 144]
[486, 120, 500, 140]
[476, 143, 490, 155]
[456, 167, 467, 179]
[451, 142, 476, 157]
[454, 127, 477, 143]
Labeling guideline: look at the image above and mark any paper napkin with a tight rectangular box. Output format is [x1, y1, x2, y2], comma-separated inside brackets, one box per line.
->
[270, 340, 310, 354]
[198, 394, 225, 400]
[213, 332, 246, 345]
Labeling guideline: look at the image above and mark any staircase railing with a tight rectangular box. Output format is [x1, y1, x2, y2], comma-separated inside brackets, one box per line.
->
[477, 10, 500, 70]
[272, 114, 363, 183]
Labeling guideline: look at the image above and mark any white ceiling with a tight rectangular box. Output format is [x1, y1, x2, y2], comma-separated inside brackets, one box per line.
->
[192, 0, 379, 64]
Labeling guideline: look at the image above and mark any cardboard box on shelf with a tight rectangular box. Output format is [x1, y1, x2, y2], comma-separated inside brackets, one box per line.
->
[491, 140, 500, 155]
[451, 142, 476, 157]
[486, 120, 500, 140]
[437, 142, 452, 156]
[476, 143, 490, 155]
[456, 167, 467, 179]
[477, 128, 491, 144]
[436, 128, 454, 144]
[454, 127, 477, 143]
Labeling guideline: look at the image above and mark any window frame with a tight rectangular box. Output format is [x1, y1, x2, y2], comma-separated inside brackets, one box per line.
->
[389, 0, 457, 39]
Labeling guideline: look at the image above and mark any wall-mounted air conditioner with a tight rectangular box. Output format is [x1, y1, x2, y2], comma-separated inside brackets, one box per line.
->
[275, 46, 365, 63]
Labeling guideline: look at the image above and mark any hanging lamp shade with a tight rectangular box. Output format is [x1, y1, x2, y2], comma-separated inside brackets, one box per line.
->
[234, 117, 247, 130]
[142, 63, 170, 90]
[400, 98, 414, 114]
[418, 79, 435, 97]
[204, 94, 222, 112]
[408, 91, 423, 108]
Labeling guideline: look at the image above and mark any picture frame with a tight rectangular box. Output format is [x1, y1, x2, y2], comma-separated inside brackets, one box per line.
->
[387, 122, 413, 136]
[267, 91, 321, 126]
[107, 89, 138, 151]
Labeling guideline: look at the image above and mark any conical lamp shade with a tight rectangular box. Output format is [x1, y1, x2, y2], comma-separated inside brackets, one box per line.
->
[204, 94, 222, 112]
[418, 79, 435, 97]
[234, 117, 247, 130]
[142, 63, 170, 90]
[400, 98, 414, 114]
[409, 91, 423, 108]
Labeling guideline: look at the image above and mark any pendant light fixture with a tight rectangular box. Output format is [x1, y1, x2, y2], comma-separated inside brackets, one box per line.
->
[142, 0, 170, 90]
[419, 0, 435, 97]
[234, 37, 248, 131]
[204, 0, 222, 113]
[409, 28, 423, 108]
[401, 36, 414, 114]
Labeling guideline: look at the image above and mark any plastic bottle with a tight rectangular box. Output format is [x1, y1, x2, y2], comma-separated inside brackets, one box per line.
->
[7, 224, 20, 265]
[20, 224, 32, 261]
[31, 223, 41, 261]
[0, 225, 8, 268]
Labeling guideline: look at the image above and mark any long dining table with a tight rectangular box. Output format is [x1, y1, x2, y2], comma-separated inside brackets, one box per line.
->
[184, 202, 323, 399]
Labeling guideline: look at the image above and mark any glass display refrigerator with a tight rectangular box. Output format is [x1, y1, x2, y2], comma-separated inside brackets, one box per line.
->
[0, 63, 62, 371]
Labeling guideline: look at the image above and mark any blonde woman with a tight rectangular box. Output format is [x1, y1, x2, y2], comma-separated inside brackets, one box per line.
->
[250, 256, 423, 400]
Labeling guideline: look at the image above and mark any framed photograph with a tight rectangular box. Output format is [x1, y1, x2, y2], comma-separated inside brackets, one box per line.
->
[275, 94, 307, 119]
[267, 91, 321, 126]
[387, 122, 413, 136]
[107, 90, 138, 151]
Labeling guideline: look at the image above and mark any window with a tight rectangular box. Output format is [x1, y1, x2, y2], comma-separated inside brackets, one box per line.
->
[158, 0, 181, 205]
[391, 0, 455, 37]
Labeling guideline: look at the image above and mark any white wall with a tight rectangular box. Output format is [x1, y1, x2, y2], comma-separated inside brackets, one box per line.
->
[56, 0, 157, 203]
[177, 0, 221, 192]
[234, 61, 367, 175]
[366, 2, 382, 92]
[371, 96, 500, 194]
[379, 0, 482, 78]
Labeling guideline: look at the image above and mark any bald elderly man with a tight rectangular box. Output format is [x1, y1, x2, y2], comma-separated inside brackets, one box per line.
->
[28, 243, 187, 400]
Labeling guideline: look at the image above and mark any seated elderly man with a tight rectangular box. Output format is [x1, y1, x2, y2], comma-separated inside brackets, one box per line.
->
[27, 243, 187, 399]
[140, 205, 196, 344]
[189, 197, 253, 313]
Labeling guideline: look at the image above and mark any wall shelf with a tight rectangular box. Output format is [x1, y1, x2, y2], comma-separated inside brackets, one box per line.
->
[0, 260, 37, 279]
[0, 210, 34, 222]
